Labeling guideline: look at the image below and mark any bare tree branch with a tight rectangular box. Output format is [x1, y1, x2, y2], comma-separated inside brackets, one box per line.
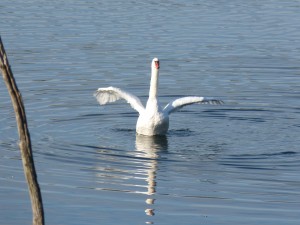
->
[0, 36, 45, 225]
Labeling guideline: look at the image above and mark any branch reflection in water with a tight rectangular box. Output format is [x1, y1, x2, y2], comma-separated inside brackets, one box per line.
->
[135, 135, 168, 224]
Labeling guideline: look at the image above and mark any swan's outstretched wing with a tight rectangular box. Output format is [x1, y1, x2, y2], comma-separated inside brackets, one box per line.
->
[163, 96, 223, 115]
[94, 86, 145, 114]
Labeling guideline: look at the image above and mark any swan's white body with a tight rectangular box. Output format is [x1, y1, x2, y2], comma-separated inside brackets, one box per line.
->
[94, 58, 223, 136]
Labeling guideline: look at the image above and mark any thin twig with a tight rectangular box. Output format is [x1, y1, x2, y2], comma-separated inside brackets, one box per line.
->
[0, 36, 44, 225]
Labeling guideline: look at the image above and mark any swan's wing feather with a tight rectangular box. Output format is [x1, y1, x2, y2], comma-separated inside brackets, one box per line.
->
[94, 87, 145, 113]
[163, 96, 223, 115]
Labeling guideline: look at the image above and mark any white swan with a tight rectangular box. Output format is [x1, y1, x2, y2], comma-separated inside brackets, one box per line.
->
[94, 58, 223, 136]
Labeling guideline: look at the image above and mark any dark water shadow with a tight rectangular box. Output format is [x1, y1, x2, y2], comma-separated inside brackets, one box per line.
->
[167, 128, 197, 137]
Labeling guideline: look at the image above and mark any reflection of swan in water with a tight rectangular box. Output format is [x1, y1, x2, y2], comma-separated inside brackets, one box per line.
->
[135, 135, 168, 223]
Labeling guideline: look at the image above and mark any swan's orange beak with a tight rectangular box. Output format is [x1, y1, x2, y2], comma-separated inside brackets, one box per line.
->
[155, 61, 160, 69]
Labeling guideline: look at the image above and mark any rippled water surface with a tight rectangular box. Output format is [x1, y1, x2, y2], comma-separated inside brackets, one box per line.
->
[1, 1, 300, 224]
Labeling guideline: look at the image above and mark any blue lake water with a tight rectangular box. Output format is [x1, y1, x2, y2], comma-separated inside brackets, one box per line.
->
[1, 0, 300, 224]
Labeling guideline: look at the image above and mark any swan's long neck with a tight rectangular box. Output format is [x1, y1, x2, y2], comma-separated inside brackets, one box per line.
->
[149, 68, 159, 99]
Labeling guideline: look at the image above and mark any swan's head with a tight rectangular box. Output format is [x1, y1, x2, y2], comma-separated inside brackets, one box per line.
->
[151, 58, 160, 70]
